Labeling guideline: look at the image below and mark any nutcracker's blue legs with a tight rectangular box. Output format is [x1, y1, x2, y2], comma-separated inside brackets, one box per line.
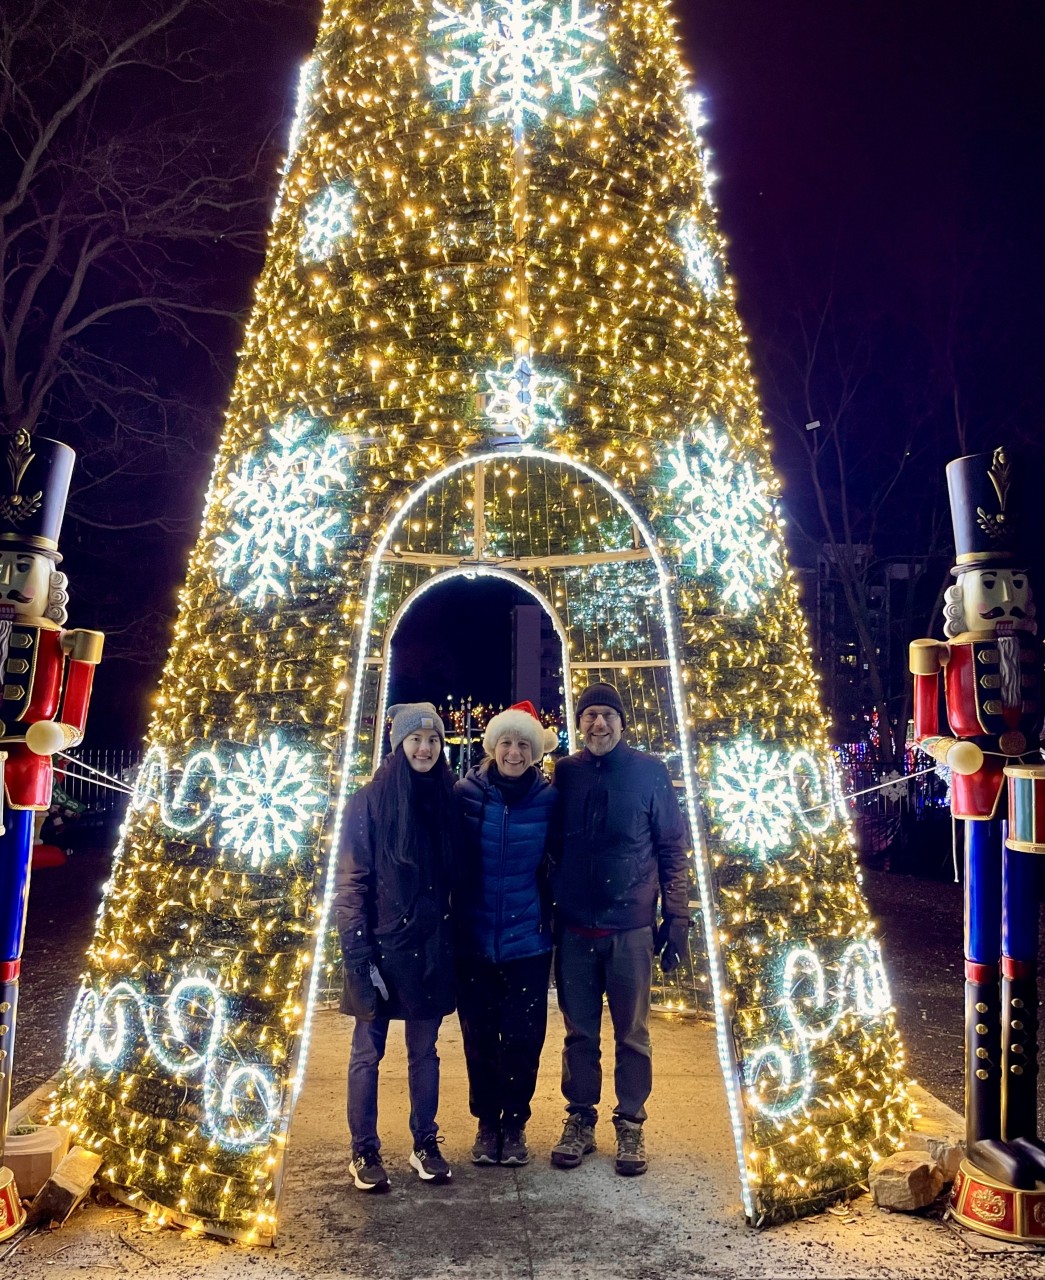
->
[963, 818, 1044, 1186]
[1001, 843, 1045, 1170]
[0, 809, 33, 1162]
[963, 819, 1002, 1148]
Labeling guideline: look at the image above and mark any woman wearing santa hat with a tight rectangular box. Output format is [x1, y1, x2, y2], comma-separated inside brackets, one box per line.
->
[454, 701, 559, 1167]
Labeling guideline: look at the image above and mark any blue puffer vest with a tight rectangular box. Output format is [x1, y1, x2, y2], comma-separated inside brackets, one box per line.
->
[453, 764, 555, 963]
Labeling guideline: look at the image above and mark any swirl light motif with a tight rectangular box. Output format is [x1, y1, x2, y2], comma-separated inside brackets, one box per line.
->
[745, 940, 892, 1118]
[68, 978, 278, 1148]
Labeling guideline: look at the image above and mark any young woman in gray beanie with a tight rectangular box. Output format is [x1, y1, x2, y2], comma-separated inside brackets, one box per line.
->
[333, 702, 457, 1191]
[453, 700, 559, 1167]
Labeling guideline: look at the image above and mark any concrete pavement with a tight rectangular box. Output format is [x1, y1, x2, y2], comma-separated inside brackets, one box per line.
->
[7, 1002, 1044, 1279]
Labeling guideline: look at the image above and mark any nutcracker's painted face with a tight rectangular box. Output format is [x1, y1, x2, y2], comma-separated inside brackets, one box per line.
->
[959, 568, 1031, 633]
[0, 548, 52, 615]
[0, 548, 68, 622]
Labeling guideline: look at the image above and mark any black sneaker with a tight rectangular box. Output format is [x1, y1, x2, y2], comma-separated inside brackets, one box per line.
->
[613, 1117, 647, 1176]
[471, 1124, 500, 1165]
[550, 1115, 596, 1169]
[410, 1133, 452, 1183]
[500, 1127, 529, 1166]
[349, 1147, 389, 1192]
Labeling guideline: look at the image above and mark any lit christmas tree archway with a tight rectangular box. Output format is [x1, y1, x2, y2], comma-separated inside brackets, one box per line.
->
[56, 0, 909, 1241]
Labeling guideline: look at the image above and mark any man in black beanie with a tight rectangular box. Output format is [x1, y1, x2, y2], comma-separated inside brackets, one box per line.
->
[548, 682, 691, 1176]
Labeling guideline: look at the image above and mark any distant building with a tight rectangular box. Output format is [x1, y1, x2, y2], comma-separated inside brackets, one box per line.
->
[511, 604, 563, 713]
[797, 545, 926, 742]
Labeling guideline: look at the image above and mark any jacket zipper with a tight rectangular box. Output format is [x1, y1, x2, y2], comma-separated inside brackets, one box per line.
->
[494, 804, 509, 963]
[587, 758, 602, 923]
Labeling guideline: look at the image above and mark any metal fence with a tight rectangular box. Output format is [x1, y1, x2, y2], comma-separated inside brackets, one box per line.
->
[57, 747, 141, 812]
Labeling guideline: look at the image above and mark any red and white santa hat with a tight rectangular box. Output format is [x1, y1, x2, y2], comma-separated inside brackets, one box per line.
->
[483, 700, 559, 761]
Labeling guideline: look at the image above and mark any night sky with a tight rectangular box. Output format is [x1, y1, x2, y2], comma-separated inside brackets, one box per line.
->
[68, 0, 1044, 738]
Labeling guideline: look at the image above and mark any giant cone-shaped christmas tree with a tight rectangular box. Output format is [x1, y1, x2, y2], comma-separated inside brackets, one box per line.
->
[58, 0, 909, 1239]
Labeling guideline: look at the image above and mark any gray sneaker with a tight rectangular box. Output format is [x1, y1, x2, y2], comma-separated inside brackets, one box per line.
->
[613, 1117, 647, 1176]
[471, 1124, 500, 1165]
[500, 1127, 529, 1166]
[550, 1114, 596, 1169]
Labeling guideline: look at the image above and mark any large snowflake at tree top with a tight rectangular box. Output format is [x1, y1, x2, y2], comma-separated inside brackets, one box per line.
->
[428, 0, 606, 125]
[213, 416, 349, 608]
[708, 737, 794, 859]
[218, 734, 322, 868]
[666, 425, 783, 614]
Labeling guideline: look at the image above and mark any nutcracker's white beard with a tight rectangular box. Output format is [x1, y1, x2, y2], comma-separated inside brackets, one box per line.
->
[997, 625, 1021, 710]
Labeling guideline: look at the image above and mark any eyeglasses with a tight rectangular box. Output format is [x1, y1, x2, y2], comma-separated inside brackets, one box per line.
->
[579, 708, 620, 725]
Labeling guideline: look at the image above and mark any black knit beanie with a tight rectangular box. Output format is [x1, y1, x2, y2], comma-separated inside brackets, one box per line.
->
[575, 682, 626, 728]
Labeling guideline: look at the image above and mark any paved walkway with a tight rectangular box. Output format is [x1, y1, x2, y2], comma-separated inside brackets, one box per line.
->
[8, 1004, 1044, 1279]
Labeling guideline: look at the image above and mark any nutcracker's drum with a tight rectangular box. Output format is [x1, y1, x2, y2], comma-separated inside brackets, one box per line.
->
[1005, 763, 1045, 853]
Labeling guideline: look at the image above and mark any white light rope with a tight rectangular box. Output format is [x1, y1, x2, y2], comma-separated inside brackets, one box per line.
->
[56, 752, 135, 795]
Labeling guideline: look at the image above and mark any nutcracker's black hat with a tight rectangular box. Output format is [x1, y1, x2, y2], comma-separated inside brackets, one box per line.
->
[945, 446, 1027, 575]
[0, 430, 75, 559]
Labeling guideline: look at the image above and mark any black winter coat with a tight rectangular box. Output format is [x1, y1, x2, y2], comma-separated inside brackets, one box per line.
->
[454, 763, 555, 963]
[332, 765, 456, 1020]
[550, 740, 690, 931]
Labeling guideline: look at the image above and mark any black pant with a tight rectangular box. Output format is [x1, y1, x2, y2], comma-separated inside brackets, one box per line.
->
[555, 926, 654, 1124]
[457, 951, 552, 1129]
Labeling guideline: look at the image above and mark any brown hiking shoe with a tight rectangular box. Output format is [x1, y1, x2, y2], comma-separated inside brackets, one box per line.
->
[550, 1114, 596, 1169]
[613, 1117, 647, 1176]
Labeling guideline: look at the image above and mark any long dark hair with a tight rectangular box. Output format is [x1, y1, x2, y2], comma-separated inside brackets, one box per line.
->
[373, 745, 455, 872]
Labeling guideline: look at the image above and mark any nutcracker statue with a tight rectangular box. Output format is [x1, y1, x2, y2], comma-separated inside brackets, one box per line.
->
[0, 431, 103, 1240]
[910, 445, 1045, 1241]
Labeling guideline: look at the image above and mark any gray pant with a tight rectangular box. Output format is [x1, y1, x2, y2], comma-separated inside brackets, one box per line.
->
[555, 926, 653, 1124]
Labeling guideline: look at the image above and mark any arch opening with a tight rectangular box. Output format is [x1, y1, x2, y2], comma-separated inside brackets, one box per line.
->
[308, 445, 751, 1212]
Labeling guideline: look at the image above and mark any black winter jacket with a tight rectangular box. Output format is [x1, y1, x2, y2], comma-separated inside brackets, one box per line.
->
[332, 764, 456, 1020]
[550, 740, 690, 931]
[454, 763, 555, 963]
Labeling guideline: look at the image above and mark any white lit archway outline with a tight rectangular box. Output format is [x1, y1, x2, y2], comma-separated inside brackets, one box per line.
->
[297, 444, 757, 1220]
[371, 564, 577, 773]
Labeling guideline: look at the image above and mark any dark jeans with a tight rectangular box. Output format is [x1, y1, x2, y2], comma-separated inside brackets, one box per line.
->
[555, 926, 653, 1125]
[347, 1013, 442, 1154]
[457, 950, 552, 1129]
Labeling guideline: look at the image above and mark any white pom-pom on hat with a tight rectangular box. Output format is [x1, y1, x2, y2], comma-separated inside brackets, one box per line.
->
[483, 700, 558, 760]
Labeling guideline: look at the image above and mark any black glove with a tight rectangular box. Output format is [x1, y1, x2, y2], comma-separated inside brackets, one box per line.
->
[656, 916, 691, 974]
[345, 960, 379, 1021]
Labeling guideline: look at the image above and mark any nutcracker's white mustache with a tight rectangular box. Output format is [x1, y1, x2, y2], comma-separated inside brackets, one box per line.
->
[981, 605, 1027, 619]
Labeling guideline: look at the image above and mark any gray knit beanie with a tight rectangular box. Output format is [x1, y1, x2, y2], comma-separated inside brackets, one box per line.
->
[575, 682, 626, 728]
[388, 702, 445, 754]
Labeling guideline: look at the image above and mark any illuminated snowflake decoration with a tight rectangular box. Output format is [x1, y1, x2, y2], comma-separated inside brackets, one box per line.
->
[300, 181, 356, 260]
[217, 734, 322, 868]
[483, 355, 564, 439]
[679, 217, 720, 300]
[428, 0, 606, 126]
[214, 416, 348, 608]
[708, 736, 794, 859]
[666, 425, 783, 614]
